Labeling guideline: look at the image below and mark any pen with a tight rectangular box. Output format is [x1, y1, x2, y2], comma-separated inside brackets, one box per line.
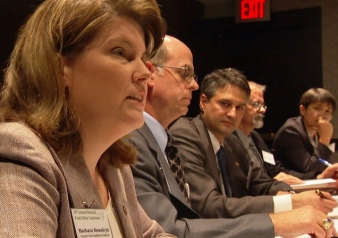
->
[316, 189, 327, 199]
[319, 158, 332, 167]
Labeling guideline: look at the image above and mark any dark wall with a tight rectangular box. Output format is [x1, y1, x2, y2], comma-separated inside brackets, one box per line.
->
[182, 7, 322, 137]
[0, 0, 203, 82]
[1, 2, 322, 140]
[157, 0, 204, 36]
[0, 0, 43, 80]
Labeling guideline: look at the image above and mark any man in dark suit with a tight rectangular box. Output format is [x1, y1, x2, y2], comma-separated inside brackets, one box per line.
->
[128, 35, 337, 238]
[272, 88, 336, 173]
[235, 82, 338, 183]
[169, 69, 336, 220]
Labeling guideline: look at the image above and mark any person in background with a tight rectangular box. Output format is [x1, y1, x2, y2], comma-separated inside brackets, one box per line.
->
[234, 81, 338, 184]
[169, 68, 336, 219]
[272, 88, 336, 173]
[128, 36, 337, 238]
[0, 0, 175, 237]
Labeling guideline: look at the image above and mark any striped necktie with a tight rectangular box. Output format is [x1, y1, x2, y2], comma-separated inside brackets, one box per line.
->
[165, 134, 190, 203]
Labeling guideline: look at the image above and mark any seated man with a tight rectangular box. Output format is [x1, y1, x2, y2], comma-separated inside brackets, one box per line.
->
[234, 81, 338, 184]
[169, 68, 336, 219]
[272, 88, 336, 173]
[128, 35, 337, 238]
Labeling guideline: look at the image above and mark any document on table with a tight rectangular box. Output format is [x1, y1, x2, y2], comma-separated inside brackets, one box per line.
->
[291, 178, 337, 192]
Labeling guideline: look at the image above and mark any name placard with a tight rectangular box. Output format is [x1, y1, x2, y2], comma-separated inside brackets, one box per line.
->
[71, 209, 113, 238]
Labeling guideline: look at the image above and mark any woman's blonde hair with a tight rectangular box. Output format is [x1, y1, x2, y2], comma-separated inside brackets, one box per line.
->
[0, 0, 166, 167]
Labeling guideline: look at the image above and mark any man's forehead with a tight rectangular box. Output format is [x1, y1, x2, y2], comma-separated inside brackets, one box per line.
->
[215, 85, 248, 103]
[250, 88, 264, 101]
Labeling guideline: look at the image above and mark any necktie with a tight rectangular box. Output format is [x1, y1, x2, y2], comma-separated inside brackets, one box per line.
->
[217, 146, 232, 197]
[165, 133, 190, 203]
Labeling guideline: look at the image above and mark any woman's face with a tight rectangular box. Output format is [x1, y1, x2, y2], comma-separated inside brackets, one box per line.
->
[63, 16, 151, 140]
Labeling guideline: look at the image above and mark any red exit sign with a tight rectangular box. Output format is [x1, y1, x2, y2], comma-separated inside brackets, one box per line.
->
[235, 0, 270, 23]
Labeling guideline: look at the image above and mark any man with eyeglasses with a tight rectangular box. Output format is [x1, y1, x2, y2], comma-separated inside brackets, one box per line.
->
[231, 82, 338, 185]
[272, 88, 337, 173]
[168, 67, 337, 231]
[127, 36, 337, 237]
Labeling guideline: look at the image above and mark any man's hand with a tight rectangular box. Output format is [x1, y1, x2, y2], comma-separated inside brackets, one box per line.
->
[317, 163, 338, 179]
[291, 190, 337, 214]
[270, 205, 337, 238]
[317, 116, 333, 146]
[274, 172, 304, 185]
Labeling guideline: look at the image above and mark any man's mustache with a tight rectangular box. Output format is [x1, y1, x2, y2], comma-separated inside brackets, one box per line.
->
[254, 113, 265, 120]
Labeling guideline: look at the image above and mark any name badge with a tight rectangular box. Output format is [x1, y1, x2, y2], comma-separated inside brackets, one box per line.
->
[71, 209, 113, 238]
[262, 151, 275, 165]
[329, 142, 335, 153]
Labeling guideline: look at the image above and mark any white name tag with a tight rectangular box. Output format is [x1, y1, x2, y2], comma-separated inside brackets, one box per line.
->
[262, 150, 275, 165]
[329, 142, 336, 153]
[71, 209, 113, 238]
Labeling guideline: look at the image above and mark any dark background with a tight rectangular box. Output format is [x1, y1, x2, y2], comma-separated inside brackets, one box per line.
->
[0, 0, 323, 145]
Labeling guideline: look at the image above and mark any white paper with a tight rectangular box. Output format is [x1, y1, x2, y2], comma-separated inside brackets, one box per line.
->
[291, 178, 337, 191]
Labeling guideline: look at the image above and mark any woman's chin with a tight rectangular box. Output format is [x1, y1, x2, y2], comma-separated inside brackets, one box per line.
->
[126, 117, 145, 131]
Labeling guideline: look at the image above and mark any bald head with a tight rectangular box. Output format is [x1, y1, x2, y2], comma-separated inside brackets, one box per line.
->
[149, 35, 192, 67]
[145, 35, 199, 128]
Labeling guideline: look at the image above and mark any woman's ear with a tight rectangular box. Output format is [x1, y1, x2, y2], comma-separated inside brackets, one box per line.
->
[299, 104, 305, 116]
[59, 55, 71, 88]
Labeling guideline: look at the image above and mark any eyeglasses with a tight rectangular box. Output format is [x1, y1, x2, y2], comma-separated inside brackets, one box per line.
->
[154, 65, 198, 83]
[251, 101, 267, 110]
[307, 107, 333, 120]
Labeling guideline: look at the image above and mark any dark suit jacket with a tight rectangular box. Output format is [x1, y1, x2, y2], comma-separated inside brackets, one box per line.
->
[248, 130, 318, 179]
[0, 122, 169, 238]
[272, 116, 333, 173]
[129, 122, 275, 238]
[168, 115, 291, 219]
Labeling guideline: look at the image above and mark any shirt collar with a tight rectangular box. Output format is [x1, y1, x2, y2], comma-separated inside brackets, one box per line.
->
[207, 130, 221, 155]
[236, 129, 252, 148]
[143, 112, 168, 153]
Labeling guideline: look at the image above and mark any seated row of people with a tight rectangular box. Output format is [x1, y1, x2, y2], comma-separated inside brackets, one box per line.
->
[235, 81, 337, 184]
[1, 0, 336, 236]
[128, 35, 338, 237]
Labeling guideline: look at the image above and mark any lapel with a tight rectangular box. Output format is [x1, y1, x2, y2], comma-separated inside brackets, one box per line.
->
[192, 115, 223, 191]
[60, 155, 103, 209]
[224, 132, 254, 195]
[251, 131, 264, 156]
[297, 116, 315, 153]
[102, 165, 138, 238]
[137, 123, 191, 207]
[61, 155, 137, 238]
[231, 131, 254, 174]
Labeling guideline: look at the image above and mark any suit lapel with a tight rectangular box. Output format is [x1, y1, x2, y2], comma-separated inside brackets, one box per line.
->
[61, 154, 138, 238]
[297, 116, 315, 153]
[137, 124, 191, 207]
[60, 155, 103, 209]
[102, 165, 137, 238]
[223, 134, 252, 195]
[192, 115, 223, 191]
